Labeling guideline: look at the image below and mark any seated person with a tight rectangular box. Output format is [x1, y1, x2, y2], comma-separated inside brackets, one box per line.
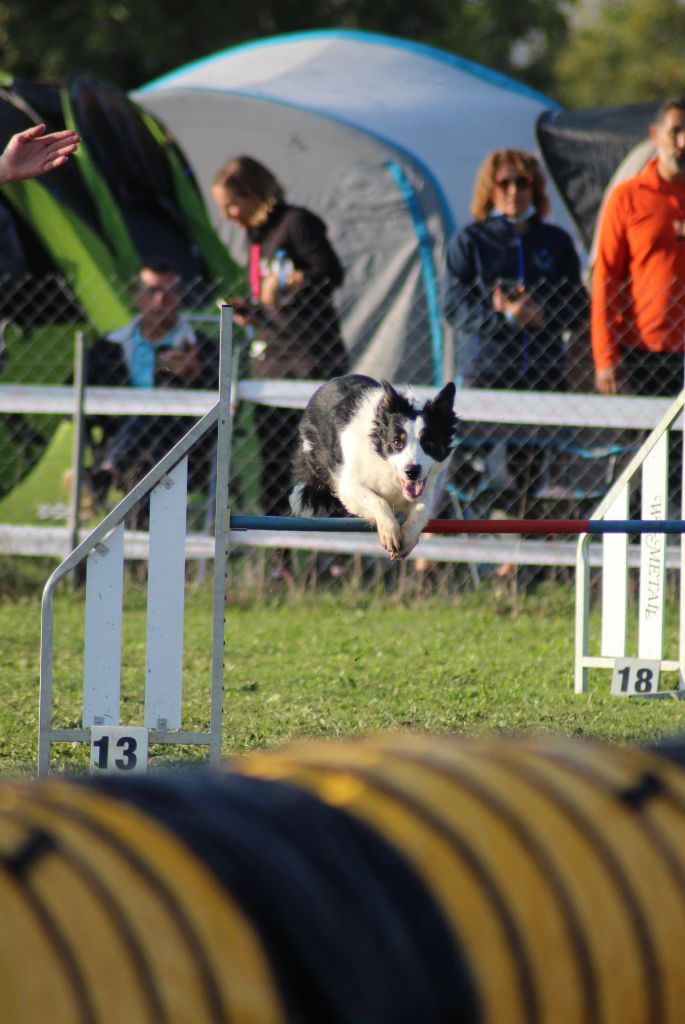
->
[86, 259, 218, 506]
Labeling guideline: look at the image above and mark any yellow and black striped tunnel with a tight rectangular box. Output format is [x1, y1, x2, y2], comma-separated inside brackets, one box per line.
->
[0, 732, 684, 1022]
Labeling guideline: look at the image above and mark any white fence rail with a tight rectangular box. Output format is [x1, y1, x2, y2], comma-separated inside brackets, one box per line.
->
[1, 374, 680, 566]
[0, 379, 679, 425]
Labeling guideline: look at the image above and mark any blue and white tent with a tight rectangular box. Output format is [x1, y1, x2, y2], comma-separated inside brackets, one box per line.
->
[135, 30, 565, 384]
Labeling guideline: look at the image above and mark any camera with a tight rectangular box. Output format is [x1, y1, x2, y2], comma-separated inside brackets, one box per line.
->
[496, 278, 524, 301]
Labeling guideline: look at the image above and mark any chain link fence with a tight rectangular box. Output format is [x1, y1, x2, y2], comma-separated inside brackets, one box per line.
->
[0, 270, 680, 596]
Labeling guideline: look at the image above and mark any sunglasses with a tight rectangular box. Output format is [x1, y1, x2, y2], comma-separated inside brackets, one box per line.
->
[138, 283, 180, 296]
[495, 175, 532, 191]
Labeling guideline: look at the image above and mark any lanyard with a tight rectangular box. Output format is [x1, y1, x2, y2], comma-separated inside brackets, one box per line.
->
[249, 243, 261, 301]
[515, 234, 529, 380]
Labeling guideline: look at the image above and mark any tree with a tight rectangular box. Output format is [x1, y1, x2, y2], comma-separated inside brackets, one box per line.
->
[0, 0, 573, 98]
[556, 0, 685, 108]
[414, 0, 574, 98]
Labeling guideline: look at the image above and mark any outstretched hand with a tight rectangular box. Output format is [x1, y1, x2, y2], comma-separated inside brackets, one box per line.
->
[0, 123, 80, 185]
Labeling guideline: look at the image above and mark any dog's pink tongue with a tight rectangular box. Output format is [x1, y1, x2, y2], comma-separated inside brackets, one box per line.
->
[404, 480, 425, 500]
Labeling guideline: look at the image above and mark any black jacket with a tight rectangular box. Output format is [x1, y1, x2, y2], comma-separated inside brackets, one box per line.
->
[246, 202, 348, 379]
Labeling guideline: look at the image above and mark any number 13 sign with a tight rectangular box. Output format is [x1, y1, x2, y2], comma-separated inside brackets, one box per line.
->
[90, 726, 149, 775]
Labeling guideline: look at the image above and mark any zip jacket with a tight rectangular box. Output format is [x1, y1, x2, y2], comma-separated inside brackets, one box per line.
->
[246, 202, 347, 380]
[443, 214, 583, 390]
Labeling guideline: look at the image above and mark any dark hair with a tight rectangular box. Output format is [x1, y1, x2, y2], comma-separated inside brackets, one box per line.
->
[655, 96, 685, 124]
[212, 155, 285, 204]
[470, 148, 549, 222]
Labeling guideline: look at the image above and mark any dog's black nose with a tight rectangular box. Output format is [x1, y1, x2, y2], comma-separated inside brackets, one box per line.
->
[405, 464, 422, 480]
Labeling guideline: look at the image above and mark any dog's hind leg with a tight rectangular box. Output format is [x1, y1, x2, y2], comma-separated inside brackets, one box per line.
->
[290, 481, 329, 516]
[290, 481, 345, 517]
[289, 482, 310, 515]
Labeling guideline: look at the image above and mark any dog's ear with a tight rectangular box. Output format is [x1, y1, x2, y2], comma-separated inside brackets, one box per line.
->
[424, 381, 459, 445]
[434, 381, 456, 411]
[424, 381, 457, 417]
[379, 379, 405, 414]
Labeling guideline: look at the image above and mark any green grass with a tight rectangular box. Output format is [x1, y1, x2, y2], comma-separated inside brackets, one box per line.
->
[1, 574, 684, 776]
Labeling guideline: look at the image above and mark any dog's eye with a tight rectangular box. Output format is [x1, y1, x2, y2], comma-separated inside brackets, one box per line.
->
[392, 436, 404, 450]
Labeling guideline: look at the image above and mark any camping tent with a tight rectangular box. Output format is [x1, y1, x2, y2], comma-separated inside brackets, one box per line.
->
[0, 72, 242, 333]
[0, 71, 242, 506]
[536, 101, 659, 253]
[134, 29, 571, 385]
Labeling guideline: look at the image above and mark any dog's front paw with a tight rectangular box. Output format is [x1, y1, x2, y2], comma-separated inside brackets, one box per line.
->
[376, 514, 403, 559]
[398, 518, 425, 559]
[397, 532, 420, 560]
[398, 540, 418, 559]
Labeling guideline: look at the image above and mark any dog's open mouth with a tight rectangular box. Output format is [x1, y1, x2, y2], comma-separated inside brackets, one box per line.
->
[402, 479, 426, 500]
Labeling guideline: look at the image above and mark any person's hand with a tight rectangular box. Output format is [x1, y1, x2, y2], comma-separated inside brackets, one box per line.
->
[260, 274, 281, 308]
[595, 364, 622, 394]
[515, 294, 544, 329]
[493, 284, 544, 329]
[0, 124, 80, 185]
[157, 344, 202, 383]
[260, 269, 305, 308]
[220, 298, 257, 326]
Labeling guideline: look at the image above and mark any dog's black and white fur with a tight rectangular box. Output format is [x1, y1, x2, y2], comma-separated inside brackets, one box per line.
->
[290, 374, 458, 558]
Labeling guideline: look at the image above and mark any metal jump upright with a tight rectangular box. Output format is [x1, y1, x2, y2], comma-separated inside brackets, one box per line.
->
[38, 307, 234, 775]
[575, 390, 685, 697]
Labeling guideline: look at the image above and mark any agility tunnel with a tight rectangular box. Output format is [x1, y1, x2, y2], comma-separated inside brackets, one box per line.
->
[2, 732, 685, 1022]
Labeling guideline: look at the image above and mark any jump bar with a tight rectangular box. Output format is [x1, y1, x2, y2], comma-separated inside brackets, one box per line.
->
[229, 515, 685, 536]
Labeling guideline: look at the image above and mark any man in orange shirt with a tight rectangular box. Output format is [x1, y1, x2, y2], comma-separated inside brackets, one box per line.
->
[591, 97, 685, 396]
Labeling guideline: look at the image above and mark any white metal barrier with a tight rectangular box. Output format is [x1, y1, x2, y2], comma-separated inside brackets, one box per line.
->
[1, 379, 678, 564]
[37, 307, 234, 775]
[575, 390, 685, 698]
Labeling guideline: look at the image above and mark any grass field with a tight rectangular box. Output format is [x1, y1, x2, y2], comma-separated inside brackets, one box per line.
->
[2, 566, 685, 776]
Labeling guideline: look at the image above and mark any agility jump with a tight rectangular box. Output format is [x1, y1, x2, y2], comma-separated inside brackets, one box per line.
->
[230, 514, 685, 535]
[39, 301, 685, 773]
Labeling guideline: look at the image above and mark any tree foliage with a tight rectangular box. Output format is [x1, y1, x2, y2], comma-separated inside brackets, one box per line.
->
[0, 0, 572, 97]
[556, 0, 685, 107]
[418, 0, 572, 97]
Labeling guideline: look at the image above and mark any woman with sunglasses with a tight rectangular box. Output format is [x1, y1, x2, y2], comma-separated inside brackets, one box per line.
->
[443, 148, 584, 393]
[440, 149, 588, 577]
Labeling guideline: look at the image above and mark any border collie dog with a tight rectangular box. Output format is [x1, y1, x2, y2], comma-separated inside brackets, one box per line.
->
[290, 374, 458, 558]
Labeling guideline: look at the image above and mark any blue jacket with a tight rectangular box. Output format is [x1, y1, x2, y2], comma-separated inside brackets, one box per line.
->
[443, 216, 585, 390]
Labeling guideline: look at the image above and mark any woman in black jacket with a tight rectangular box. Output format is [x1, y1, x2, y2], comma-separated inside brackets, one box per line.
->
[212, 156, 348, 522]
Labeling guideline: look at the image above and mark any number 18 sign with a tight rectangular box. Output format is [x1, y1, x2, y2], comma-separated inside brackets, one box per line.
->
[90, 726, 149, 775]
[610, 658, 661, 697]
